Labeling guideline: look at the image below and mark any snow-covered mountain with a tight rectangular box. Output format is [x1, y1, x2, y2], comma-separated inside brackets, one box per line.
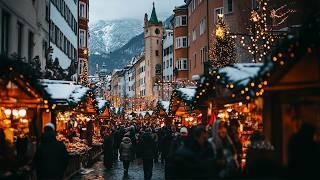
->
[89, 19, 143, 55]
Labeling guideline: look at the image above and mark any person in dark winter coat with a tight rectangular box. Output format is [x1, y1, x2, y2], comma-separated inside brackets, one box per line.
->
[288, 123, 319, 179]
[0, 129, 17, 179]
[140, 128, 156, 180]
[103, 130, 114, 169]
[244, 131, 280, 178]
[119, 136, 133, 175]
[166, 125, 215, 179]
[34, 123, 68, 180]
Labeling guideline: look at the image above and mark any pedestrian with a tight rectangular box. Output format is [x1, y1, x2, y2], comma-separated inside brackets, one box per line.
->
[34, 123, 69, 180]
[244, 131, 279, 178]
[0, 129, 17, 179]
[103, 130, 114, 169]
[151, 128, 159, 163]
[167, 125, 215, 179]
[288, 123, 319, 179]
[140, 127, 156, 180]
[119, 136, 133, 175]
[210, 120, 240, 178]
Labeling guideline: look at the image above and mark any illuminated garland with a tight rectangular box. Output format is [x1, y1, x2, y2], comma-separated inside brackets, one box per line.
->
[209, 14, 236, 68]
[80, 60, 89, 86]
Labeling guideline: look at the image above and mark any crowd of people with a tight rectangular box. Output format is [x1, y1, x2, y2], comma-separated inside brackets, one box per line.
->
[1, 120, 320, 179]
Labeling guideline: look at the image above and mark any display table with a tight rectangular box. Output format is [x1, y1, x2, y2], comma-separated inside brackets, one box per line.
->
[64, 153, 81, 180]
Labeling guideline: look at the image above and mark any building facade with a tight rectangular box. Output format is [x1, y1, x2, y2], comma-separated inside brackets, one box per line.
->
[173, 5, 189, 81]
[144, 3, 164, 102]
[0, 0, 49, 70]
[162, 29, 174, 82]
[49, 0, 78, 70]
[185, 0, 209, 80]
[78, 0, 89, 84]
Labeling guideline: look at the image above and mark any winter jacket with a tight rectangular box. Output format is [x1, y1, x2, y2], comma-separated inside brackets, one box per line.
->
[34, 131, 68, 180]
[140, 132, 156, 159]
[120, 137, 132, 161]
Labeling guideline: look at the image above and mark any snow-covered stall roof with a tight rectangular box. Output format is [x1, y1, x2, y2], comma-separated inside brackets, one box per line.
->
[176, 87, 197, 102]
[96, 97, 109, 112]
[160, 101, 170, 113]
[40, 79, 89, 106]
[218, 63, 263, 88]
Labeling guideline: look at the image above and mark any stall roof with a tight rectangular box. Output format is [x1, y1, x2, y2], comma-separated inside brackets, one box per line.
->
[218, 63, 263, 88]
[160, 101, 170, 113]
[176, 87, 197, 102]
[40, 79, 89, 106]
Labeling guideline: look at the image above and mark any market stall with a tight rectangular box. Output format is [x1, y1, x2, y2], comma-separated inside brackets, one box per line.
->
[0, 58, 51, 178]
[169, 87, 203, 127]
[235, 19, 320, 165]
[40, 79, 102, 177]
[193, 63, 264, 168]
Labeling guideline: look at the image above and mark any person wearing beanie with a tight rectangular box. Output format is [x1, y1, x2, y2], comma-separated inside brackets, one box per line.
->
[34, 123, 68, 180]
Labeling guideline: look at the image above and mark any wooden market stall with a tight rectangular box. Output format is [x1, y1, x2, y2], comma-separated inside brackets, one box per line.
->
[0, 58, 50, 144]
[0, 57, 51, 178]
[236, 18, 320, 166]
[40, 79, 103, 178]
[169, 87, 204, 127]
[194, 63, 265, 168]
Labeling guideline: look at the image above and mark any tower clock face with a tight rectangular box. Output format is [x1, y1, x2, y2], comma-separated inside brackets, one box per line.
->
[155, 28, 160, 34]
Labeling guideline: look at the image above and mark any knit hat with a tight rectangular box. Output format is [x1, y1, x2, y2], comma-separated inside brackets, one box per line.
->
[180, 127, 188, 136]
[45, 123, 55, 131]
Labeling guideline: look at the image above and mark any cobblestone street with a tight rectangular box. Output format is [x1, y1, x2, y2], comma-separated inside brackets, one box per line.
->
[72, 156, 165, 180]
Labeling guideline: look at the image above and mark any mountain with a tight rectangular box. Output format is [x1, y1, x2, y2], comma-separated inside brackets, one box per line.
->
[88, 16, 174, 75]
[89, 33, 144, 74]
[89, 19, 143, 55]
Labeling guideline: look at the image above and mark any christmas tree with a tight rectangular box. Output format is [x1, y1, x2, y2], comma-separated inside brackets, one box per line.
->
[209, 15, 236, 68]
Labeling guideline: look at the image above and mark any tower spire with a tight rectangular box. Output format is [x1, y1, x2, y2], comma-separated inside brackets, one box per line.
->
[149, 2, 159, 24]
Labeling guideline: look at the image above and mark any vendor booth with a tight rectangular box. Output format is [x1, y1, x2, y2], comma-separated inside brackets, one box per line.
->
[40, 79, 103, 178]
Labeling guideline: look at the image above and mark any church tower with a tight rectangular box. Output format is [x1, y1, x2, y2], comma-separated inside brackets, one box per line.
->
[144, 2, 164, 102]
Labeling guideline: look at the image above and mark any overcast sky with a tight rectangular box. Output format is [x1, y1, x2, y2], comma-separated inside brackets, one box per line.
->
[90, 0, 185, 23]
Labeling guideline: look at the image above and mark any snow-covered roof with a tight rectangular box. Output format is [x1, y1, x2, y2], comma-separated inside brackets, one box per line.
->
[40, 79, 89, 106]
[96, 98, 108, 110]
[160, 101, 170, 113]
[176, 87, 197, 101]
[218, 63, 263, 87]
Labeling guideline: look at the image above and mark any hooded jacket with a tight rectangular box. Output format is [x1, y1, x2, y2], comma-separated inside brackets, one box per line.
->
[120, 137, 132, 161]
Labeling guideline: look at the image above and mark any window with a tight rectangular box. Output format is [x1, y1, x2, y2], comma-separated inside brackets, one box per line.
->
[64, 37, 67, 53]
[1, 12, 10, 56]
[170, 58, 173, 67]
[192, 28, 196, 41]
[163, 61, 165, 69]
[17, 22, 23, 58]
[60, 32, 63, 49]
[155, 50, 159, 56]
[192, 0, 197, 11]
[175, 16, 187, 27]
[166, 60, 169, 68]
[169, 45, 173, 54]
[175, 37, 187, 49]
[200, 17, 206, 35]
[79, 3, 86, 18]
[157, 39, 159, 44]
[182, 37, 187, 47]
[55, 26, 59, 45]
[45, 3, 50, 22]
[214, 7, 224, 23]
[224, 0, 233, 13]
[28, 31, 34, 61]
[176, 59, 188, 70]
[200, 47, 207, 64]
[79, 30, 86, 48]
